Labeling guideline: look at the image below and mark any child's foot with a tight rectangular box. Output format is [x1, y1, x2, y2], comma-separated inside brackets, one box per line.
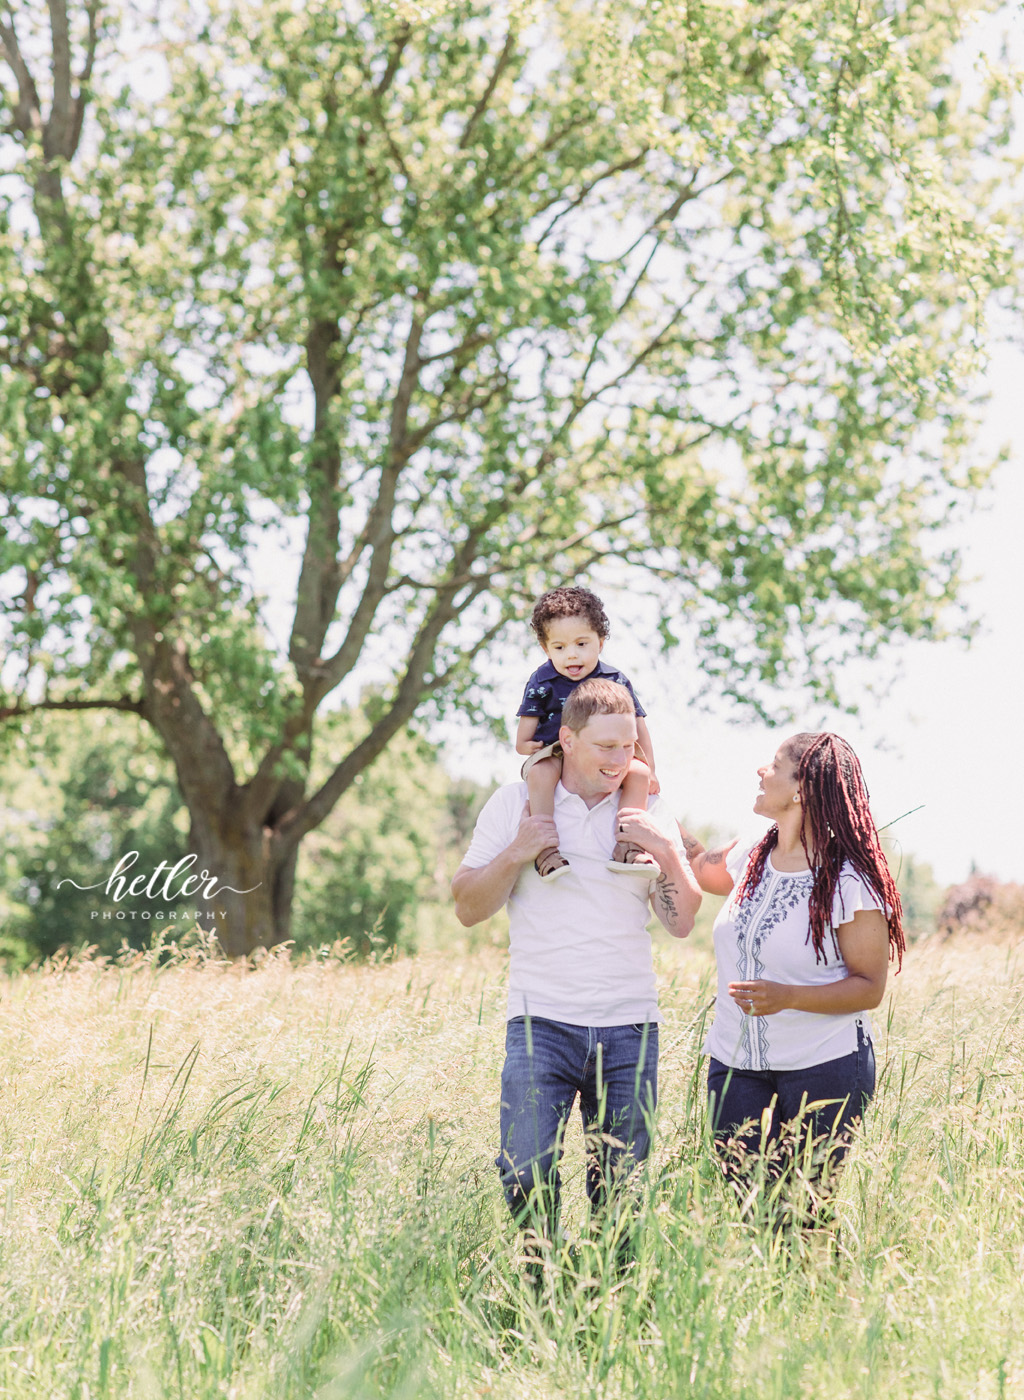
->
[535, 847, 570, 881]
[606, 841, 660, 877]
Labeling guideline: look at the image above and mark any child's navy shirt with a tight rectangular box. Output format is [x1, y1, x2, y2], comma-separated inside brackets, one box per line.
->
[516, 659, 646, 747]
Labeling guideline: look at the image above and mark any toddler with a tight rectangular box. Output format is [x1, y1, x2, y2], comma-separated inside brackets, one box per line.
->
[515, 586, 659, 881]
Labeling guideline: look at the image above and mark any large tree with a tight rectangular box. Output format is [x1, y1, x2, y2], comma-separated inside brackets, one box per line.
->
[0, 0, 1015, 953]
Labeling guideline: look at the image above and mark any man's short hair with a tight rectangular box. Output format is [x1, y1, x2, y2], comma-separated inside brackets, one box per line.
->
[561, 678, 634, 733]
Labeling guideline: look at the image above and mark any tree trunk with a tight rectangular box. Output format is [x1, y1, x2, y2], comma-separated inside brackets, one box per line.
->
[187, 813, 295, 957]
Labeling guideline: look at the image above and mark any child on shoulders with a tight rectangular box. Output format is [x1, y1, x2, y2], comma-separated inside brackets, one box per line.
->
[515, 585, 659, 881]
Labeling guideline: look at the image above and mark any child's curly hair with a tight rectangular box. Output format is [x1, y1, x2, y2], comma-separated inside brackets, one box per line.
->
[530, 587, 610, 645]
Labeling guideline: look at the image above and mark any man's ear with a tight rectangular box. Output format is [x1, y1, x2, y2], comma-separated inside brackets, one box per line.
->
[558, 724, 573, 752]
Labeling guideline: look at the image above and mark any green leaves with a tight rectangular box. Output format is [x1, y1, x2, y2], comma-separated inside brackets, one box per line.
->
[0, 0, 1017, 922]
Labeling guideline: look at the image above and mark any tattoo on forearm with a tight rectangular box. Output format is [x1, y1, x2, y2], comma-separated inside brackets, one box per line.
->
[680, 834, 701, 856]
[704, 849, 726, 865]
[655, 873, 678, 918]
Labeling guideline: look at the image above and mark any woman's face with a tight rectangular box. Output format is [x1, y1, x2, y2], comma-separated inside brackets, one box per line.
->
[754, 744, 800, 819]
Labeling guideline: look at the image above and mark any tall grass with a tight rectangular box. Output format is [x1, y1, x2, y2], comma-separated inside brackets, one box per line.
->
[0, 930, 1022, 1398]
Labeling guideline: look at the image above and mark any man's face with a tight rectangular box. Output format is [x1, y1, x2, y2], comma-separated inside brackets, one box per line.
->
[559, 711, 637, 802]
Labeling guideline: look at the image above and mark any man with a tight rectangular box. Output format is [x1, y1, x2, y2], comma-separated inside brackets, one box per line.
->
[451, 678, 701, 1249]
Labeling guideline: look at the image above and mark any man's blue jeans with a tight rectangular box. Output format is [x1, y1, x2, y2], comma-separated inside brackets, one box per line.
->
[496, 1016, 658, 1233]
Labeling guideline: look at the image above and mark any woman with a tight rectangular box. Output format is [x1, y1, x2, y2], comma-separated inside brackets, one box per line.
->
[681, 732, 904, 1227]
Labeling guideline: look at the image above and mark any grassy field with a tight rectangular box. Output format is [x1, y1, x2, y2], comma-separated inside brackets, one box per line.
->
[0, 926, 1023, 1399]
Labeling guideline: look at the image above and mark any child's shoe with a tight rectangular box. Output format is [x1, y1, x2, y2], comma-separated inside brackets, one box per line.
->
[535, 847, 571, 881]
[606, 842, 660, 877]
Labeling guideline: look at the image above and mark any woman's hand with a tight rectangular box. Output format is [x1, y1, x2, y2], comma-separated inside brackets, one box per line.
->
[677, 824, 738, 896]
[728, 912, 890, 1017]
[728, 980, 791, 1017]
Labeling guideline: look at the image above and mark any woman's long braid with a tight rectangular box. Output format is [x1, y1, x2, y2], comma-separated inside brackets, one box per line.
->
[735, 825, 780, 904]
[738, 733, 905, 967]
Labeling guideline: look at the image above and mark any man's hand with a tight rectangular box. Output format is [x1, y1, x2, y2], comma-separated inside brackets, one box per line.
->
[617, 807, 702, 939]
[451, 805, 558, 927]
[509, 806, 559, 863]
[616, 807, 673, 865]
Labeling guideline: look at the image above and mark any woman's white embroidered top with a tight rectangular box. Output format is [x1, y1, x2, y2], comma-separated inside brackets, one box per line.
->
[703, 843, 886, 1071]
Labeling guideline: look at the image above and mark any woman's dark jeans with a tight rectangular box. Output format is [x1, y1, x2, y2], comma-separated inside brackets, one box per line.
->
[707, 1025, 875, 1227]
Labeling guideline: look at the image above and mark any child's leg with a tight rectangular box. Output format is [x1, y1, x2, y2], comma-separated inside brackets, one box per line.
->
[526, 754, 560, 819]
[608, 758, 660, 875]
[526, 755, 570, 881]
[619, 758, 650, 813]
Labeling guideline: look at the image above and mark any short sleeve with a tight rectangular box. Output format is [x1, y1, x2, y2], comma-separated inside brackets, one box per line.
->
[460, 786, 525, 870]
[516, 676, 553, 719]
[726, 842, 755, 882]
[831, 870, 887, 927]
[620, 675, 646, 718]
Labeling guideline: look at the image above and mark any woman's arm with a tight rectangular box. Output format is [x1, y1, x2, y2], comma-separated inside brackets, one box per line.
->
[676, 823, 738, 896]
[729, 908, 890, 1016]
[515, 715, 544, 756]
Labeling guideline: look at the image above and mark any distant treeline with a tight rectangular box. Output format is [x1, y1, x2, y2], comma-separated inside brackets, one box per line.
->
[1, 710, 957, 966]
[0, 711, 494, 966]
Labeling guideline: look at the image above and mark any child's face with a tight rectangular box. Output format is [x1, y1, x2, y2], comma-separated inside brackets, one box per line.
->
[541, 615, 604, 681]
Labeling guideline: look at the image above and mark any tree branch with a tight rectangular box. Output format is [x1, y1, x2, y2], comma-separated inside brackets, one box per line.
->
[0, 4, 41, 137]
[374, 21, 411, 98]
[351, 42, 415, 189]
[0, 694, 145, 722]
[45, 0, 75, 160]
[289, 315, 343, 675]
[534, 150, 650, 248]
[276, 571, 469, 850]
[314, 298, 426, 692]
[421, 611, 509, 692]
[69, 0, 100, 153]
[579, 305, 690, 410]
[110, 457, 239, 815]
[459, 25, 518, 150]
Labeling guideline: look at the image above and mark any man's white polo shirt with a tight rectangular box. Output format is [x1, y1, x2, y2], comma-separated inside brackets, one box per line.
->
[460, 780, 687, 1027]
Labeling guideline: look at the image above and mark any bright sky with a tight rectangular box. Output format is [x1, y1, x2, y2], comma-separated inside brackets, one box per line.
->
[638, 343, 1024, 887]
[440, 340, 1024, 888]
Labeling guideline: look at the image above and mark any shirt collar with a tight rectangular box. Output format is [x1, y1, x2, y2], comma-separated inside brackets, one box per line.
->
[554, 781, 618, 813]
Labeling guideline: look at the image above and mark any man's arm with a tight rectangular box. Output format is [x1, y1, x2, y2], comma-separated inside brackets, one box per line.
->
[650, 846, 702, 939]
[616, 807, 702, 939]
[450, 807, 557, 926]
[676, 823, 738, 896]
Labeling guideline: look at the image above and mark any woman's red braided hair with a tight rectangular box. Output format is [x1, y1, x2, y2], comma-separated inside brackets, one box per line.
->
[736, 733, 905, 968]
